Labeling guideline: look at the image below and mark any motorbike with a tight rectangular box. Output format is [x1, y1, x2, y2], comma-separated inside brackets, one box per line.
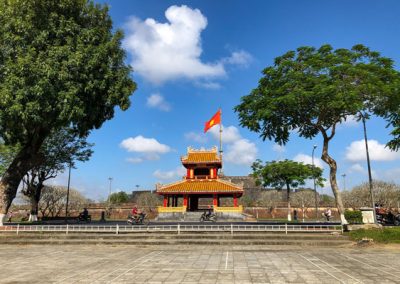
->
[376, 209, 400, 226]
[127, 213, 148, 225]
[200, 211, 217, 222]
[77, 213, 91, 223]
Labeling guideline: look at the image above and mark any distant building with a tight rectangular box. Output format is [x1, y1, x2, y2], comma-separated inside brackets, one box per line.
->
[219, 175, 263, 191]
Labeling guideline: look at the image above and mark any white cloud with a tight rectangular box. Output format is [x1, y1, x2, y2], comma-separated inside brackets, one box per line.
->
[123, 5, 251, 84]
[209, 125, 241, 143]
[146, 93, 171, 111]
[293, 153, 324, 169]
[272, 144, 285, 153]
[194, 81, 222, 90]
[340, 115, 359, 127]
[222, 50, 252, 67]
[348, 163, 365, 173]
[120, 136, 171, 154]
[224, 139, 258, 166]
[345, 139, 400, 162]
[124, 5, 225, 84]
[126, 157, 144, 164]
[184, 132, 207, 143]
[153, 167, 186, 180]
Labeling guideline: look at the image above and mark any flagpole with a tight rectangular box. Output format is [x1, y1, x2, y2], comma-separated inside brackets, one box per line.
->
[219, 107, 223, 159]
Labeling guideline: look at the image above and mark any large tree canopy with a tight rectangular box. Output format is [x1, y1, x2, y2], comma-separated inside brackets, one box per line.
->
[235, 44, 400, 223]
[252, 159, 324, 221]
[0, 0, 136, 223]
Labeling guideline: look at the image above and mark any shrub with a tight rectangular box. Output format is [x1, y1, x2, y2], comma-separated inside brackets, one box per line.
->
[345, 210, 363, 224]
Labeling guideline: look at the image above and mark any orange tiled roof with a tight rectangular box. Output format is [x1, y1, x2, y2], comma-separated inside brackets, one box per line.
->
[157, 179, 243, 194]
[181, 147, 221, 163]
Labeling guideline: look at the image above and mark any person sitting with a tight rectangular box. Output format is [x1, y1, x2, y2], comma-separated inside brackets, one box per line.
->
[79, 208, 89, 220]
[132, 206, 138, 216]
[206, 206, 213, 217]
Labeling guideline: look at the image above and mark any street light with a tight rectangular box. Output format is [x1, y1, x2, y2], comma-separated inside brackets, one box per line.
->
[312, 144, 318, 220]
[361, 113, 377, 224]
[64, 160, 72, 223]
[341, 173, 346, 191]
[108, 177, 113, 202]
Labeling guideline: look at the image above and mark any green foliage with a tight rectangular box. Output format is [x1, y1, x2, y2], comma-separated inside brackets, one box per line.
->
[344, 210, 363, 224]
[0, 142, 18, 176]
[0, 0, 136, 144]
[234, 44, 400, 149]
[109, 191, 129, 205]
[348, 228, 400, 243]
[252, 159, 325, 191]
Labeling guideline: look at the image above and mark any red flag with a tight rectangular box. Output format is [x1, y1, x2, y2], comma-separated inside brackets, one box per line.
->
[204, 109, 221, 133]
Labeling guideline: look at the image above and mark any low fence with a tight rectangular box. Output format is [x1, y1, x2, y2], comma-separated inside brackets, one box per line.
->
[0, 224, 342, 235]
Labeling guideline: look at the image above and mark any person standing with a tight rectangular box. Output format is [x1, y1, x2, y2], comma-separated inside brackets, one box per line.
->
[324, 208, 332, 221]
[293, 209, 298, 221]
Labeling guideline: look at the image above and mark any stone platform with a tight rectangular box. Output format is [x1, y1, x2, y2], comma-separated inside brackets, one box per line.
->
[1, 244, 399, 283]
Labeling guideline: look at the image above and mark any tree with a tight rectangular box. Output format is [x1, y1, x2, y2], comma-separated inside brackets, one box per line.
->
[291, 190, 317, 220]
[37, 185, 88, 218]
[0, 142, 17, 176]
[21, 128, 93, 221]
[0, 0, 136, 224]
[342, 181, 400, 209]
[252, 159, 324, 221]
[134, 192, 162, 209]
[235, 44, 400, 224]
[109, 191, 130, 205]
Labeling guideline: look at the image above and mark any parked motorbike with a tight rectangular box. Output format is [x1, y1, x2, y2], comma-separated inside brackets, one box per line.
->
[127, 213, 148, 225]
[376, 210, 400, 226]
[200, 211, 217, 222]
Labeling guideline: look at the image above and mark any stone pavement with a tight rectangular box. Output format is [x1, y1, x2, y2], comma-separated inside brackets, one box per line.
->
[0, 245, 400, 283]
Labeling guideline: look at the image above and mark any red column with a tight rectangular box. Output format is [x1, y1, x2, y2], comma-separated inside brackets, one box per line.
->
[213, 194, 218, 207]
[214, 168, 217, 179]
[163, 196, 167, 207]
[187, 168, 191, 179]
[233, 194, 238, 207]
[183, 195, 188, 206]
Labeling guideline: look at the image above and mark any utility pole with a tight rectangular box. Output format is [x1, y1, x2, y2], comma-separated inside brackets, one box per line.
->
[312, 145, 318, 220]
[108, 177, 113, 203]
[64, 160, 72, 223]
[341, 173, 346, 191]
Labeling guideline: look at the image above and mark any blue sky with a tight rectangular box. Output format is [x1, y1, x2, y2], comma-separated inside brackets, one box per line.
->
[56, 0, 400, 200]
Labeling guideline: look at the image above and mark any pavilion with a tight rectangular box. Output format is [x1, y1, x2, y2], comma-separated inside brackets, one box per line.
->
[156, 147, 244, 216]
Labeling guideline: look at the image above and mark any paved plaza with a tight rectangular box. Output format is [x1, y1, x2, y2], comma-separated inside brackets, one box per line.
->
[0, 245, 400, 283]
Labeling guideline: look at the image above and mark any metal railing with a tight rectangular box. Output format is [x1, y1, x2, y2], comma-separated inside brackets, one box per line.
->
[0, 223, 342, 235]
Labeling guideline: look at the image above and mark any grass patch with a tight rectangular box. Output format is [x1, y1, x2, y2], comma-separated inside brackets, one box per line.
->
[347, 227, 400, 243]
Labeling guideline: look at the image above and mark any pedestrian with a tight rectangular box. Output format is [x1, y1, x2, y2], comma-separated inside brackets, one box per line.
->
[7, 210, 13, 222]
[293, 209, 298, 221]
[324, 208, 332, 221]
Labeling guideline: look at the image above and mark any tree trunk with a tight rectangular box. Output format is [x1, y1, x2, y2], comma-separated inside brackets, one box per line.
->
[0, 141, 45, 226]
[29, 196, 39, 222]
[286, 183, 291, 222]
[320, 134, 347, 224]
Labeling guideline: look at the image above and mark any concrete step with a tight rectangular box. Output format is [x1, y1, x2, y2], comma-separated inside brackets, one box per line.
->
[0, 238, 351, 247]
[0, 232, 347, 241]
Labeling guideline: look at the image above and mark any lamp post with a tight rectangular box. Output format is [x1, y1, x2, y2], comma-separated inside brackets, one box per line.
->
[64, 160, 72, 223]
[361, 114, 377, 224]
[341, 173, 346, 191]
[312, 145, 318, 220]
[108, 177, 113, 202]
